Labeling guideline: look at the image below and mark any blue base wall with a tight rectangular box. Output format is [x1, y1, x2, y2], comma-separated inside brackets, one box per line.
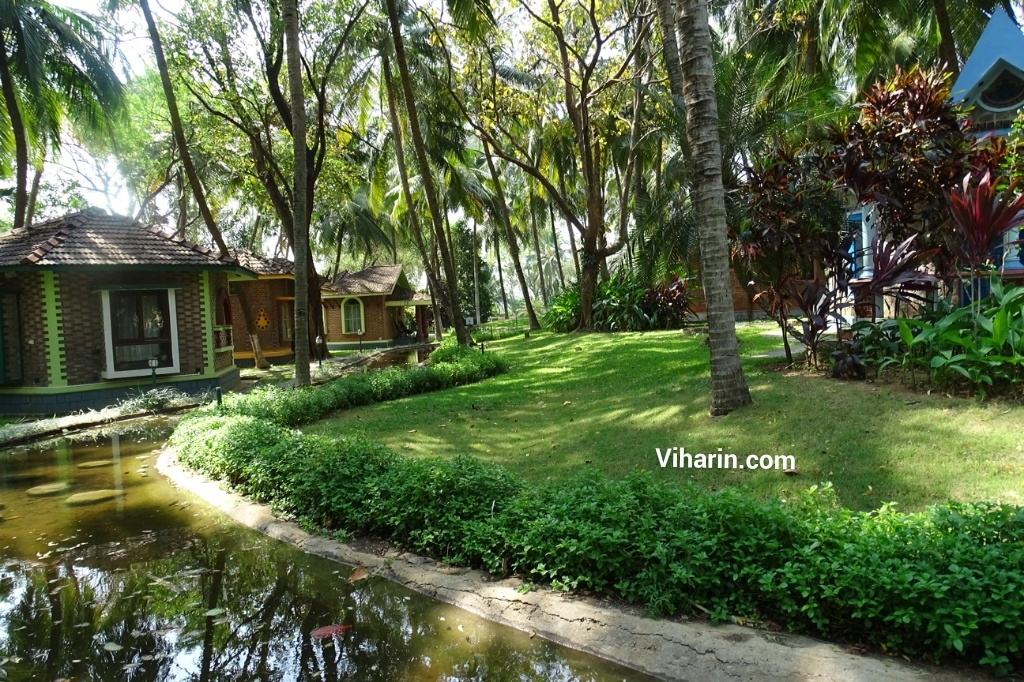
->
[0, 369, 240, 416]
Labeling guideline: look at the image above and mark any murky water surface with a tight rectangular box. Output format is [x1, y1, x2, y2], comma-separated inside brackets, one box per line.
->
[0, 421, 650, 681]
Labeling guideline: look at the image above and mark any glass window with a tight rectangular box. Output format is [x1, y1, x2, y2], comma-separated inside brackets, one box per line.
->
[110, 291, 173, 371]
[343, 299, 363, 334]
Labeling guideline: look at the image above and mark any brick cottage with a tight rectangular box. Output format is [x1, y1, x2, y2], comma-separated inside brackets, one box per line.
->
[0, 208, 258, 414]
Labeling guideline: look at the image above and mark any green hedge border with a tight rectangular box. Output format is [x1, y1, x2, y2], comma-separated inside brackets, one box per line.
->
[171, 350, 1024, 675]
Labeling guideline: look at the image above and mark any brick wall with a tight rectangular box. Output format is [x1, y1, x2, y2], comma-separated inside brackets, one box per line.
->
[8, 273, 48, 387]
[689, 269, 756, 317]
[229, 278, 293, 352]
[56, 271, 208, 386]
[325, 295, 395, 343]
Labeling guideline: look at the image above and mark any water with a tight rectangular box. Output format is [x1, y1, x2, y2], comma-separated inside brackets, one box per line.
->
[0, 423, 651, 681]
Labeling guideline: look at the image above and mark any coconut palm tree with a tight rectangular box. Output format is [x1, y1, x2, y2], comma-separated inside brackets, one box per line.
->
[0, 0, 123, 229]
[656, 0, 752, 415]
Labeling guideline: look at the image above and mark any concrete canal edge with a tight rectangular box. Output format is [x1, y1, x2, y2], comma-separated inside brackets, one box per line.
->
[157, 448, 986, 682]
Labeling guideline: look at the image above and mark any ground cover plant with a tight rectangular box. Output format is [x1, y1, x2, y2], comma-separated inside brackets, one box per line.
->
[309, 324, 1024, 511]
[171, 408, 1024, 674]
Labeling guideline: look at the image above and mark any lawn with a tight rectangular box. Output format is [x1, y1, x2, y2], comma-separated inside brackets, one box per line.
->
[307, 322, 1024, 511]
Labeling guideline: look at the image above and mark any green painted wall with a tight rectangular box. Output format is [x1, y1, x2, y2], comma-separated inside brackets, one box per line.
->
[40, 272, 67, 387]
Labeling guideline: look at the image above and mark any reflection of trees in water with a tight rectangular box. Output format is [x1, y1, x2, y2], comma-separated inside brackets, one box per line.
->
[0, 531, 627, 681]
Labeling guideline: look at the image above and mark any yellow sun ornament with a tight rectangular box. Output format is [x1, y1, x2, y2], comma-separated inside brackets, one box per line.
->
[254, 308, 271, 330]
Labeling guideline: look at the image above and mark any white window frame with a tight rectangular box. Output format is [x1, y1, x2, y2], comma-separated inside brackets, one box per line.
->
[342, 297, 365, 334]
[100, 288, 181, 379]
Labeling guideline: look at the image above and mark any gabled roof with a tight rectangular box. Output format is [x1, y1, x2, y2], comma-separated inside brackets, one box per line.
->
[0, 208, 255, 276]
[951, 9, 1024, 104]
[324, 264, 405, 296]
[230, 248, 294, 277]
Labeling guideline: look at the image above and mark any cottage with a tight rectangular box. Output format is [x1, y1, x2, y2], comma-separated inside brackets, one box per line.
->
[227, 249, 297, 367]
[322, 265, 431, 350]
[0, 208, 258, 414]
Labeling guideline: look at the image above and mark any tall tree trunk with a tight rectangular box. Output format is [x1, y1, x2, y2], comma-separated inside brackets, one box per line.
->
[384, 0, 471, 344]
[283, 0, 310, 386]
[382, 53, 450, 342]
[139, 0, 230, 258]
[658, 0, 751, 415]
[529, 192, 549, 305]
[933, 0, 959, 78]
[548, 203, 566, 289]
[0, 31, 29, 230]
[495, 232, 509, 318]
[472, 219, 482, 324]
[483, 139, 540, 330]
[26, 155, 44, 226]
[235, 288, 271, 369]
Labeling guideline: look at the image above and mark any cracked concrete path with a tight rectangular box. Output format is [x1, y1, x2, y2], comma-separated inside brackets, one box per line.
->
[157, 449, 989, 682]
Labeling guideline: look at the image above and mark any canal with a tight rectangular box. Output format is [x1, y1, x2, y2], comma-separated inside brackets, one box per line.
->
[0, 420, 651, 681]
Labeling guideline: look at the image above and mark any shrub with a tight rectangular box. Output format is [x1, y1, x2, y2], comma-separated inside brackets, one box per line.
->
[171, 412, 1024, 674]
[544, 273, 695, 333]
[206, 348, 507, 427]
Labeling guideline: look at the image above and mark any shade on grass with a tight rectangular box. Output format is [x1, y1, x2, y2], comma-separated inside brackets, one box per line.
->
[308, 323, 1024, 511]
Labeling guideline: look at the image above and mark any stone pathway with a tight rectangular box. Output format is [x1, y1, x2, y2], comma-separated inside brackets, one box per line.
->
[747, 328, 807, 359]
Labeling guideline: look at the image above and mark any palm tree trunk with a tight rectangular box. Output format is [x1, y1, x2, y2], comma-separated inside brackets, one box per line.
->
[282, 0, 310, 386]
[548, 203, 566, 289]
[472, 219, 482, 324]
[658, 0, 751, 415]
[558, 172, 582, 280]
[0, 31, 29, 231]
[933, 0, 959, 78]
[483, 139, 540, 330]
[384, 0, 471, 345]
[26, 155, 44, 226]
[139, 0, 230, 258]
[529, 193, 549, 306]
[495, 232, 509, 318]
[381, 52, 451, 342]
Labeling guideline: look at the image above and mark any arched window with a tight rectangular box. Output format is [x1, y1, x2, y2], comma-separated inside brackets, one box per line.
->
[215, 289, 232, 326]
[342, 298, 364, 334]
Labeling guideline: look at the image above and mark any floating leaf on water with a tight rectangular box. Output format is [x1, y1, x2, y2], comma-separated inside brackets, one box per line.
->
[203, 608, 224, 617]
[348, 567, 370, 583]
[122, 663, 141, 670]
[212, 617, 230, 625]
[103, 642, 123, 652]
[309, 624, 351, 638]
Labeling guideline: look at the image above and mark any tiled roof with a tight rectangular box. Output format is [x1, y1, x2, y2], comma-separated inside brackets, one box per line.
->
[230, 249, 294, 276]
[325, 264, 403, 296]
[0, 208, 245, 270]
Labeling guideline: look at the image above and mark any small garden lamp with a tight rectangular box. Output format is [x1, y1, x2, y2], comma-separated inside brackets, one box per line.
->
[358, 329, 364, 351]
[315, 334, 323, 369]
[148, 357, 159, 386]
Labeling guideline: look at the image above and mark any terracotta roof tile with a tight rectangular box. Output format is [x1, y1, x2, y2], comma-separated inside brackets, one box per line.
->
[230, 249, 294, 276]
[0, 208, 245, 270]
[325, 264, 403, 296]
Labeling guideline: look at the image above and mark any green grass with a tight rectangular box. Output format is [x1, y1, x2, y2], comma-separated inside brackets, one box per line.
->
[307, 323, 1024, 511]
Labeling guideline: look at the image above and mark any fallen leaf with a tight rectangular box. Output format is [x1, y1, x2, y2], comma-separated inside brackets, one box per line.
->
[407, 429, 417, 433]
[562, 401, 572, 406]
[203, 608, 225, 617]
[310, 624, 352, 638]
[783, 468, 799, 476]
[103, 643, 123, 652]
[349, 567, 370, 583]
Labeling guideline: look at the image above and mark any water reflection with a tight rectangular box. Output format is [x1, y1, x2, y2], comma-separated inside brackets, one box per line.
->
[0, 425, 650, 681]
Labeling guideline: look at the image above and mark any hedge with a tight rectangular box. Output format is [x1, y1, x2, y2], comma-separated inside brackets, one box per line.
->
[171, 413, 1024, 674]
[206, 341, 507, 427]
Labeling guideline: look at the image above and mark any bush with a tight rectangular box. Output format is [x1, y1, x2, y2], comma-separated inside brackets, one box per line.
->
[206, 347, 507, 427]
[171, 412, 1024, 674]
[544, 273, 695, 333]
